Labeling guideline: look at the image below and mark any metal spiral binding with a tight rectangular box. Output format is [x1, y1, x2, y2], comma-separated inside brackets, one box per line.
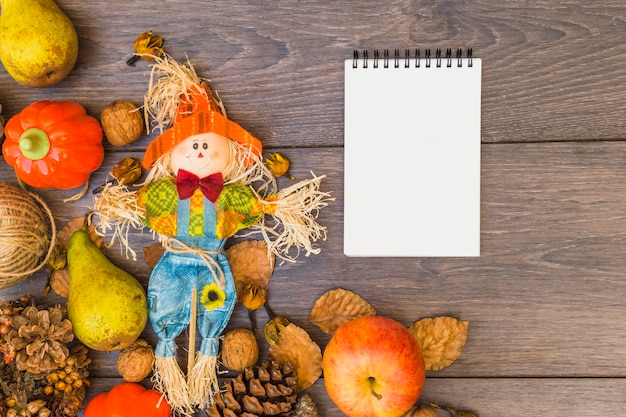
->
[352, 48, 473, 69]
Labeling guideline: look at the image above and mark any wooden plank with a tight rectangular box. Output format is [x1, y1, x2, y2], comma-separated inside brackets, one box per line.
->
[85, 377, 626, 417]
[2, 141, 626, 383]
[2, 1, 626, 147]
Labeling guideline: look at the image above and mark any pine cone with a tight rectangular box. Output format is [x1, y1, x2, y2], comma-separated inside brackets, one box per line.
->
[7, 305, 73, 374]
[206, 360, 298, 417]
[292, 394, 320, 417]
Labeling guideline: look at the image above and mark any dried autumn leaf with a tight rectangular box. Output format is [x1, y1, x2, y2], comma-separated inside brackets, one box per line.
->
[309, 288, 376, 334]
[142, 242, 165, 270]
[401, 404, 437, 417]
[408, 316, 469, 371]
[49, 270, 70, 298]
[56, 217, 103, 251]
[268, 323, 322, 392]
[50, 217, 105, 297]
[226, 240, 274, 303]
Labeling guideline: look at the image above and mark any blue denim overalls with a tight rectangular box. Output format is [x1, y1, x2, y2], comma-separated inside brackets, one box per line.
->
[147, 187, 236, 364]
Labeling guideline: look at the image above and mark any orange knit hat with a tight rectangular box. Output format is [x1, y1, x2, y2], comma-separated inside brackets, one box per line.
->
[142, 84, 263, 169]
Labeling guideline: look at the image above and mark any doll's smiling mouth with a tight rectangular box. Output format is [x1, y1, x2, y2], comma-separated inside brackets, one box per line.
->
[186, 153, 212, 169]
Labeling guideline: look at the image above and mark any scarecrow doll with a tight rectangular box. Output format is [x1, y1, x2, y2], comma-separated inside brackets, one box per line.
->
[94, 55, 330, 415]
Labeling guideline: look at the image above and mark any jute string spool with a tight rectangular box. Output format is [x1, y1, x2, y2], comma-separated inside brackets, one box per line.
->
[0, 182, 56, 289]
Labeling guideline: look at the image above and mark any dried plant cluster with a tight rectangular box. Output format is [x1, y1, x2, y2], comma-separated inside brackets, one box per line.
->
[0, 295, 91, 417]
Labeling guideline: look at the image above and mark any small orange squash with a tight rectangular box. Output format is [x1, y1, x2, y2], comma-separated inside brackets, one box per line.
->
[2, 100, 104, 189]
[84, 382, 172, 417]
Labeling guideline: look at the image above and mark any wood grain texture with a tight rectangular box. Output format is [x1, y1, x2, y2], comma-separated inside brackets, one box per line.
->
[1, 1, 626, 416]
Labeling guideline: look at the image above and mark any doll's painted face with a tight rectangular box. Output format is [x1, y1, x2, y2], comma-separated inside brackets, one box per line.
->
[170, 132, 231, 178]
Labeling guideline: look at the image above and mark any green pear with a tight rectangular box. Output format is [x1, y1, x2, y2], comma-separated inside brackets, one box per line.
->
[67, 226, 148, 351]
[0, 0, 78, 87]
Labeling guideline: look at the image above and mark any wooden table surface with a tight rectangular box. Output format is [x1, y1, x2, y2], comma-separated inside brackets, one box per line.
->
[2, 1, 626, 416]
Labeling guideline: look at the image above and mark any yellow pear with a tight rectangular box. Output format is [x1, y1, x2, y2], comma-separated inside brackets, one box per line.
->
[67, 226, 148, 351]
[0, 0, 78, 87]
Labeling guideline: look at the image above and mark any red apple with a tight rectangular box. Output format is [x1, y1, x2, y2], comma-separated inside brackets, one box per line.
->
[322, 315, 426, 417]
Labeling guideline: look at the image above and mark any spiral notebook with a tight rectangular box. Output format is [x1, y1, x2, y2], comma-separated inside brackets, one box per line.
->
[344, 49, 482, 257]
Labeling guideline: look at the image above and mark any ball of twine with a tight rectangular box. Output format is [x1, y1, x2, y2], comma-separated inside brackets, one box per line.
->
[0, 182, 56, 289]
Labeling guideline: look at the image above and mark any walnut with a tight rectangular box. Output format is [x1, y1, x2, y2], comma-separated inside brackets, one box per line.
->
[100, 100, 144, 146]
[221, 328, 259, 372]
[116, 338, 155, 382]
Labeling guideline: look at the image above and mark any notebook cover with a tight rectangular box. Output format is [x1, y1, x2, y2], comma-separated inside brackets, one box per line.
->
[343, 57, 482, 257]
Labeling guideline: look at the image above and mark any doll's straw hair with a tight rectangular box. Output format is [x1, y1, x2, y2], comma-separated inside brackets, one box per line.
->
[143, 53, 226, 134]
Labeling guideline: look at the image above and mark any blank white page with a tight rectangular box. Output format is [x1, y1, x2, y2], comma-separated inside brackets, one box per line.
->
[343, 55, 482, 257]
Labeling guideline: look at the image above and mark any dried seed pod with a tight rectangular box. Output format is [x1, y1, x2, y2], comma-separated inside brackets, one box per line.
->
[265, 152, 294, 180]
[127, 31, 164, 65]
[263, 315, 290, 346]
[401, 404, 438, 417]
[241, 284, 267, 311]
[111, 157, 142, 185]
[116, 338, 155, 382]
[221, 328, 259, 372]
[100, 100, 144, 146]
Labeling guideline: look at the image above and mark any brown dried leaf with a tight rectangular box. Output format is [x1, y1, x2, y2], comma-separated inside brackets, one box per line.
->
[50, 217, 104, 297]
[142, 242, 165, 270]
[309, 288, 376, 334]
[56, 216, 104, 251]
[401, 404, 437, 417]
[50, 269, 70, 298]
[226, 240, 275, 302]
[408, 316, 469, 371]
[268, 323, 322, 392]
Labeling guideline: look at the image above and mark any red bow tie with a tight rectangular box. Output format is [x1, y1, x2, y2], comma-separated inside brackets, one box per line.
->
[176, 169, 224, 202]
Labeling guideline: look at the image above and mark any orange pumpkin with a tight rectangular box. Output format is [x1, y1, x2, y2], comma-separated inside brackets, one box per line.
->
[84, 382, 172, 417]
[2, 100, 104, 190]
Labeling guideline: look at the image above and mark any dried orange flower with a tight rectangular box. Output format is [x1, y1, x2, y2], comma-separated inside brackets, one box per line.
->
[265, 152, 294, 180]
[408, 316, 469, 371]
[309, 288, 376, 334]
[127, 31, 164, 66]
